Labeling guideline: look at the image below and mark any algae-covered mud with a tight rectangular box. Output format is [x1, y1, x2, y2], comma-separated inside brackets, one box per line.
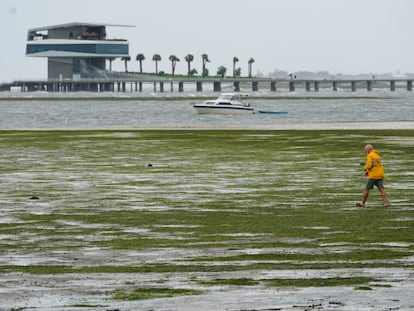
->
[0, 130, 413, 310]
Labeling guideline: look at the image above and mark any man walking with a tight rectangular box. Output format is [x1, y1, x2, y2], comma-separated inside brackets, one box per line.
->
[356, 144, 389, 207]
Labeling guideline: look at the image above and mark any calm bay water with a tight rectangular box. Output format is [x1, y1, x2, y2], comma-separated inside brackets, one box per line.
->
[0, 90, 413, 130]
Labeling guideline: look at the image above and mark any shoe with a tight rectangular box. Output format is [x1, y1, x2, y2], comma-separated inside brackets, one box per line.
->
[355, 202, 365, 207]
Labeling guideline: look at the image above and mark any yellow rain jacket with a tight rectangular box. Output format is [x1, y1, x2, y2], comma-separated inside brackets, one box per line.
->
[364, 149, 385, 179]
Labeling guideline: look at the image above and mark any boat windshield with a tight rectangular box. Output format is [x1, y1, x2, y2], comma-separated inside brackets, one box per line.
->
[218, 94, 239, 101]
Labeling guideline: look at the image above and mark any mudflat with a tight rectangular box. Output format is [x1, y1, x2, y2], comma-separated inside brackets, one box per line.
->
[0, 130, 413, 310]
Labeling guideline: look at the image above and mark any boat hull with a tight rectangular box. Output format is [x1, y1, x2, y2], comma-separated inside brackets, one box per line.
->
[193, 105, 255, 115]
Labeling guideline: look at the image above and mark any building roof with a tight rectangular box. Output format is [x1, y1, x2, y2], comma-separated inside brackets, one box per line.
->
[28, 22, 135, 32]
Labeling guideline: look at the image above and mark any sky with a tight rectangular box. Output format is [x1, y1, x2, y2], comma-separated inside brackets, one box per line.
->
[1, 0, 414, 82]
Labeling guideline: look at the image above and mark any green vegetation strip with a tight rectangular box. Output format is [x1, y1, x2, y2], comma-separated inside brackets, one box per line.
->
[199, 277, 377, 288]
[112, 287, 203, 301]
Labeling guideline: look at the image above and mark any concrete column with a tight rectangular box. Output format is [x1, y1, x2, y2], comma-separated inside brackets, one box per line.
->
[351, 81, 356, 92]
[234, 81, 240, 92]
[122, 82, 126, 92]
[270, 81, 276, 92]
[105, 83, 113, 92]
[407, 80, 412, 91]
[178, 82, 184, 92]
[305, 81, 311, 92]
[314, 81, 319, 92]
[390, 80, 396, 91]
[160, 81, 164, 92]
[367, 80, 372, 91]
[213, 81, 221, 92]
[332, 81, 337, 91]
[252, 81, 258, 92]
[153, 82, 157, 92]
[139, 82, 143, 92]
[289, 81, 295, 92]
[196, 81, 202, 92]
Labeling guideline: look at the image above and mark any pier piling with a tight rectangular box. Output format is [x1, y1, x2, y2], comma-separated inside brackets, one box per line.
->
[252, 81, 258, 92]
[390, 80, 396, 91]
[196, 81, 202, 92]
[270, 81, 276, 92]
[289, 81, 295, 92]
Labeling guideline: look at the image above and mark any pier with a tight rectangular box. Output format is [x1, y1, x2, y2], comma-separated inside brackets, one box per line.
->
[2, 78, 413, 93]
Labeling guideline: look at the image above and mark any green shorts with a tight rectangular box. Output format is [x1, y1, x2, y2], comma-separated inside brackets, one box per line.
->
[365, 179, 384, 190]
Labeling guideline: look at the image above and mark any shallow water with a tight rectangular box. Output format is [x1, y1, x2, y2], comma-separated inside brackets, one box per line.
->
[0, 90, 413, 129]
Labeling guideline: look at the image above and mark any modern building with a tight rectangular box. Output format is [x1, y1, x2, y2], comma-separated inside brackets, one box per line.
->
[26, 22, 133, 80]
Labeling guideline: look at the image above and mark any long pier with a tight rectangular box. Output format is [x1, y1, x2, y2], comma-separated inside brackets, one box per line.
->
[2, 78, 413, 93]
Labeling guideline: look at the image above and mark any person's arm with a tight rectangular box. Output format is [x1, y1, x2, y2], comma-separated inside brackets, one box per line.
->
[363, 154, 373, 171]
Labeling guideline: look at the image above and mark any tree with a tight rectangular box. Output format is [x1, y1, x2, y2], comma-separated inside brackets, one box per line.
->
[232, 57, 239, 77]
[201, 54, 210, 77]
[169, 55, 180, 76]
[136, 53, 145, 73]
[184, 54, 194, 76]
[152, 54, 161, 74]
[217, 66, 227, 78]
[248, 57, 255, 78]
[121, 56, 131, 72]
[108, 57, 115, 71]
[235, 67, 242, 77]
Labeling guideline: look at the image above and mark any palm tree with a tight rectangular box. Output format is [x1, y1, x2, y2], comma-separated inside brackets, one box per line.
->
[217, 66, 227, 78]
[184, 54, 194, 76]
[235, 67, 242, 77]
[169, 55, 180, 76]
[232, 57, 239, 77]
[248, 57, 255, 78]
[136, 53, 145, 73]
[121, 56, 131, 72]
[108, 57, 115, 71]
[201, 54, 210, 77]
[152, 54, 161, 74]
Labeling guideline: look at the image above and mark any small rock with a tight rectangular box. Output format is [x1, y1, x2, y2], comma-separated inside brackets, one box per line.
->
[30, 196, 40, 200]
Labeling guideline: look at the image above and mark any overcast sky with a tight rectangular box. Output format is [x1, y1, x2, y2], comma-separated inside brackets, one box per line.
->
[1, 0, 413, 82]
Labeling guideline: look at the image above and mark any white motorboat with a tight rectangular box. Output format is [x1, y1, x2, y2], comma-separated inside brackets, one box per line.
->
[193, 93, 254, 115]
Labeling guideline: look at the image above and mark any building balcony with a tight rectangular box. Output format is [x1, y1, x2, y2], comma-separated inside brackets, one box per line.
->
[26, 39, 129, 58]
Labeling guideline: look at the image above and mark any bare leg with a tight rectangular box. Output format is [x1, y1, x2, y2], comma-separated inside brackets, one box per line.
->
[379, 188, 389, 206]
[356, 189, 369, 207]
[361, 189, 369, 206]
